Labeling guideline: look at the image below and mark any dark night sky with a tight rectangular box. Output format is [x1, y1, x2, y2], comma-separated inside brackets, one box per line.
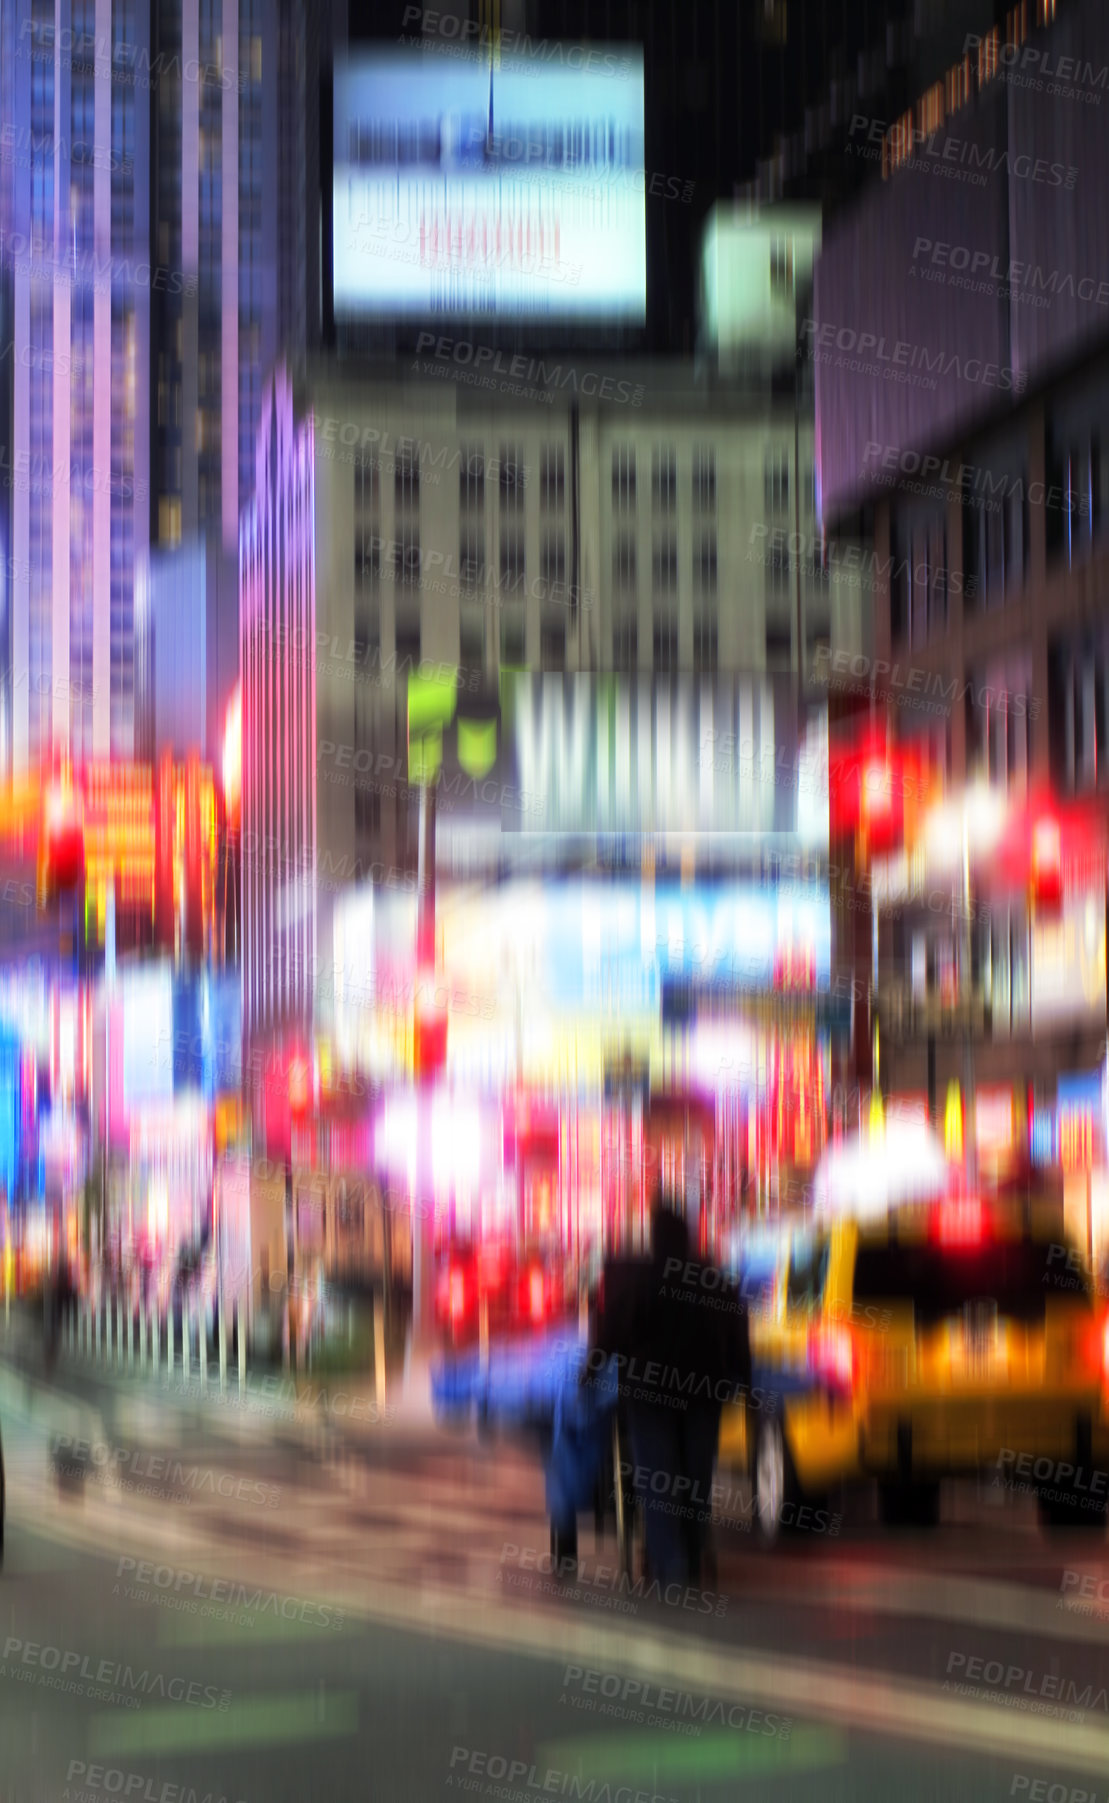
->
[334, 0, 1001, 354]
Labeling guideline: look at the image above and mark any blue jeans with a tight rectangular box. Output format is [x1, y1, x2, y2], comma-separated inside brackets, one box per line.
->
[626, 1404, 720, 1587]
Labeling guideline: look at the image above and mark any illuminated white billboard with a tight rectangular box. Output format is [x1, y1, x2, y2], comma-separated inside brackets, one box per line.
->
[121, 966, 174, 1112]
[1031, 892, 1107, 1029]
[332, 49, 646, 321]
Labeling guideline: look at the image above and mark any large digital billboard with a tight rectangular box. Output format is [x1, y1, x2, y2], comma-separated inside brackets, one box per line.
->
[332, 49, 646, 321]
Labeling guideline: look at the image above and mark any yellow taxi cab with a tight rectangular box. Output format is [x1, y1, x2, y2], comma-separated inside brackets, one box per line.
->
[720, 1193, 1109, 1542]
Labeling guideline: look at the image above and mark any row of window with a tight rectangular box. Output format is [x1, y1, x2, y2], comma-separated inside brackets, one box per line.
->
[353, 595, 823, 679]
[353, 526, 725, 599]
[891, 419, 1109, 650]
[613, 535, 717, 594]
[348, 444, 805, 515]
[940, 636, 1109, 804]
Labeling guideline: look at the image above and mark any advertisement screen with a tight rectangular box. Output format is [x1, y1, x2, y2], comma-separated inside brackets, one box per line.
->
[122, 966, 174, 1115]
[437, 878, 832, 1014]
[332, 49, 646, 320]
[1030, 892, 1107, 1029]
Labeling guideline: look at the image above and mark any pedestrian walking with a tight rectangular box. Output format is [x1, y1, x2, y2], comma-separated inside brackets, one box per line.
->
[593, 1200, 751, 1587]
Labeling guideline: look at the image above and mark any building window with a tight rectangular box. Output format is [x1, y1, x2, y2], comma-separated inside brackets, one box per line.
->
[1046, 420, 1108, 567]
[355, 452, 378, 512]
[963, 475, 1028, 605]
[966, 658, 1032, 794]
[891, 509, 948, 646]
[765, 451, 790, 513]
[652, 535, 678, 596]
[770, 236, 795, 295]
[461, 446, 485, 510]
[395, 622, 422, 667]
[768, 545, 790, 595]
[540, 445, 565, 508]
[692, 448, 716, 510]
[1049, 633, 1109, 794]
[652, 447, 677, 510]
[540, 534, 566, 594]
[395, 445, 419, 508]
[694, 614, 717, 671]
[354, 605, 380, 662]
[394, 526, 420, 586]
[693, 537, 717, 594]
[459, 528, 485, 589]
[356, 530, 381, 589]
[500, 530, 526, 595]
[653, 614, 678, 672]
[613, 612, 637, 670]
[540, 618, 564, 670]
[612, 447, 636, 509]
[158, 497, 182, 546]
[354, 785, 381, 835]
[460, 608, 485, 669]
[613, 533, 637, 589]
[758, 0, 789, 47]
[765, 623, 792, 668]
[500, 445, 526, 508]
[500, 610, 526, 666]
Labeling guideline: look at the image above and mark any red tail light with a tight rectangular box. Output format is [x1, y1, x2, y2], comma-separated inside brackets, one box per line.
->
[448, 1269, 469, 1321]
[933, 1197, 987, 1247]
[527, 1269, 546, 1322]
[811, 1325, 855, 1390]
[477, 1244, 508, 1292]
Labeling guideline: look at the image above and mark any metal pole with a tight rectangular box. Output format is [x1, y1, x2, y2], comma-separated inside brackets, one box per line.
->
[963, 810, 976, 1186]
[413, 778, 437, 1350]
[793, 340, 804, 705]
[374, 1286, 386, 1414]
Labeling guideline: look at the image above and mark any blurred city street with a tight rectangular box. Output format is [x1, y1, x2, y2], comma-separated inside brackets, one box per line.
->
[1, 1315, 1108, 1801]
[6, 0, 1109, 1795]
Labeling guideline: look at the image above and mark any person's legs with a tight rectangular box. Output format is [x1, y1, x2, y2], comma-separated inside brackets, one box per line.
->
[680, 1405, 722, 1585]
[627, 1405, 689, 1585]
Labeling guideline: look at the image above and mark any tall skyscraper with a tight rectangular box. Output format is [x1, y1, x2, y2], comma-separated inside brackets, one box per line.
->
[0, 0, 335, 777]
[0, 0, 154, 771]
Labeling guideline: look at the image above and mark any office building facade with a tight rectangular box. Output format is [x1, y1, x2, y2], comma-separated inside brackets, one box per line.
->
[240, 353, 864, 1046]
[815, 0, 1109, 1182]
[0, 0, 330, 776]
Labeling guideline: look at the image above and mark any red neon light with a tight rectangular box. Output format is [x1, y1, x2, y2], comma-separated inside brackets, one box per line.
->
[449, 1270, 468, 1321]
[528, 1268, 545, 1321]
[933, 1196, 987, 1246]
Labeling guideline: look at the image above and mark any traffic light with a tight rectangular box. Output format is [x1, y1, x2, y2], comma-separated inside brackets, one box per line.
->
[39, 783, 85, 904]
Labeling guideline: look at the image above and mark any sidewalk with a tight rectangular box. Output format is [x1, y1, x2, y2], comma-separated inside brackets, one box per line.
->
[0, 1301, 442, 1448]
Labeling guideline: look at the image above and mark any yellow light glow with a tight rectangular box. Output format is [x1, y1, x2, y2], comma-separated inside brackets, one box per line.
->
[945, 1082, 964, 1161]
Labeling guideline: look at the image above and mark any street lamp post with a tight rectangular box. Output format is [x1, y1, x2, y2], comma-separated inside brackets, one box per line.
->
[925, 784, 1007, 1181]
[962, 806, 977, 1188]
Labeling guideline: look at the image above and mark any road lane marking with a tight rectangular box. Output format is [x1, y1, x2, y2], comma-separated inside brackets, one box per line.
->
[156, 1609, 343, 1646]
[88, 1690, 358, 1757]
[539, 1724, 848, 1783]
